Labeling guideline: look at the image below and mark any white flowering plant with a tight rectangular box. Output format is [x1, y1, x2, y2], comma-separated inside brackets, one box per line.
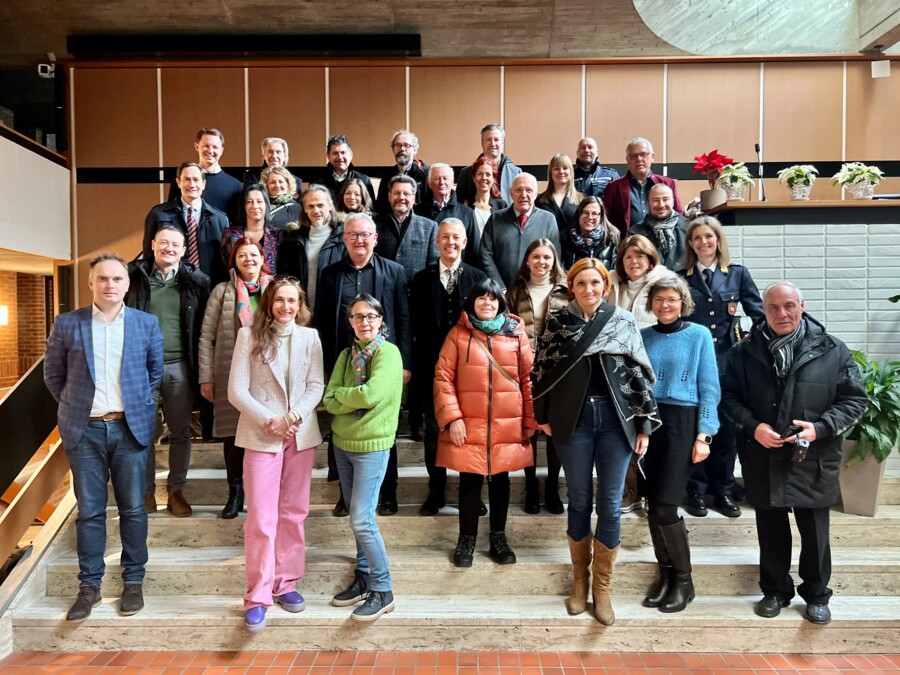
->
[831, 162, 885, 187]
[776, 164, 819, 187]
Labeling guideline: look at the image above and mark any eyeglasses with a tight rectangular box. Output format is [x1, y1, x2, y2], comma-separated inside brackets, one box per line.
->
[581, 211, 603, 220]
[652, 297, 682, 306]
[273, 275, 300, 284]
[349, 313, 382, 324]
[391, 142, 415, 150]
[626, 152, 651, 160]
[345, 232, 375, 241]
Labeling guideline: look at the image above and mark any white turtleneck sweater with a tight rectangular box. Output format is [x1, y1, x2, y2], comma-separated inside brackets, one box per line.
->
[306, 224, 332, 310]
[526, 274, 554, 338]
[276, 323, 294, 396]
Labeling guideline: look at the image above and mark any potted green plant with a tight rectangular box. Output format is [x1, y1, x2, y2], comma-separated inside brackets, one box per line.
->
[840, 351, 900, 516]
[716, 162, 754, 201]
[691, 149, 733, 210]
[831, 162, 885, 200]
[776, 164, 818, 201]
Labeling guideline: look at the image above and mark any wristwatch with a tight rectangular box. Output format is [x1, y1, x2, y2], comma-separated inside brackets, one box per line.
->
[696, 433, 713, 444]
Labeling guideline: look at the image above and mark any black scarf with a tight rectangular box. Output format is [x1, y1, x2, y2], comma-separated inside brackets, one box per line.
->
[762, 317, 808, 381]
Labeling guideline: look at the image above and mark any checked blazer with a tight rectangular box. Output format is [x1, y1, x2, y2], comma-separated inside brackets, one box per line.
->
[44, 306, 164, 450]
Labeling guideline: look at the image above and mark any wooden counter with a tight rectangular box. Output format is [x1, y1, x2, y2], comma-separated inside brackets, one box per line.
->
[706, 200, 900, 226]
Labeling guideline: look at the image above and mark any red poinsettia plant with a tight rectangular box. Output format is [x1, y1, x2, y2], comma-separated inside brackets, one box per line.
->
[692, 149, 735, 189]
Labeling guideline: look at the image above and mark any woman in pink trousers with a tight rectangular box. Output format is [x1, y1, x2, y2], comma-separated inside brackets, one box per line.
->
[228, 277, 325, 632]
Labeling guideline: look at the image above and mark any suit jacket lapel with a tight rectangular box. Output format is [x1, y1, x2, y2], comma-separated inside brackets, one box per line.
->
[267, 330, 289, 398]
[429, 269, 443, 326]
[79, 309, 97, 384]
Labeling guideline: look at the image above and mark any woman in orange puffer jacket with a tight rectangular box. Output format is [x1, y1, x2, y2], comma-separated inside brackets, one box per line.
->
[434, 278, 538, 569]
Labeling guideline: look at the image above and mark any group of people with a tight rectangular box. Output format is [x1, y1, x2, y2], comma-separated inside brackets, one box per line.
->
[43, 122, 867, 634]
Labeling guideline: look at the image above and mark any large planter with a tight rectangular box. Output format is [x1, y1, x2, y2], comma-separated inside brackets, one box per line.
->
[699, 188, 726, 211]
[839, 440, 887, 517]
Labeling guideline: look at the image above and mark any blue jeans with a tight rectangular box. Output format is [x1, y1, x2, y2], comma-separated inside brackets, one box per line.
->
[554, 396, 633, 548]
[334, 445, 392, 591]
[66, 420, 149, 587]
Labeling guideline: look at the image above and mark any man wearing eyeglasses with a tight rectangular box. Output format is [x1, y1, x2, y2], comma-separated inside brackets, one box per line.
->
[374, 130, 429, 215]
[314, 213, 412, 516]
[602, 137, 683, 237]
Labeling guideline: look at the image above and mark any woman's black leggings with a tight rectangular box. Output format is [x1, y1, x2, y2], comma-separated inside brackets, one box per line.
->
[458, 472, 510, 536]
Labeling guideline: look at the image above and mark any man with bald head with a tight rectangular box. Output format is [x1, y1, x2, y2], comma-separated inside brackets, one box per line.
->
[573, 137, 619, 197]
[410, 218, 487, 514]
[721, 282, 866, 626]
[628, 183, 690, 270]
[479, 173, 559, 289]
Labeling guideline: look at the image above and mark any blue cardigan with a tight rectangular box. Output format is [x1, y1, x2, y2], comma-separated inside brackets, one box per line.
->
[640, 322, 721, 436]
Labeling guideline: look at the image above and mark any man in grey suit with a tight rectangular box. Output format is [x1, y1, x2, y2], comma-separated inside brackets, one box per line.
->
[375, 174, 440, 282]
[479, 173, 560, 289]
[44, 253, 163, 622]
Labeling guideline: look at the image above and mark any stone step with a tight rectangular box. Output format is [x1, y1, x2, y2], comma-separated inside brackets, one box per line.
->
[136, 467, 573, 507]
[44, 545, 900, 598]
[93, 505, 900, 549]
[12, 593, 900, 653]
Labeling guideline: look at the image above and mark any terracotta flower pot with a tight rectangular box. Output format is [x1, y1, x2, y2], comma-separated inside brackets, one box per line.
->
[839, 440, 887, 517]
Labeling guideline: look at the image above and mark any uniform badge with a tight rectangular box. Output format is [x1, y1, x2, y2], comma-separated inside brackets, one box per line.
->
[727, 302, 738, 316]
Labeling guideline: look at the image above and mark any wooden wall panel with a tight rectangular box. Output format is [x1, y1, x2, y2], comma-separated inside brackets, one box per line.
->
[329, 67, 406, 167]
[586, 65, 664, 165]
[668, 64, 761, 163]
[504, 66, 583, 166]
[74, 184, 160, 306]
[73, 69, 158, 168]
[763, 63, 842, 162]
[846, 61, 900, 161]
[248, 68, 326, 169]
[160, 69, 246, 167]
[409, 66, 501, 166]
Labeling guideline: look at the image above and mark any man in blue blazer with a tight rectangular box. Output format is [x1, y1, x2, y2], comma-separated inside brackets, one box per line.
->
[44, 253, 163, 622]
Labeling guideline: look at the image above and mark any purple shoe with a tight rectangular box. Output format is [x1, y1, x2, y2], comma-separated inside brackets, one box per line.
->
[274, 591, 306, 613]
[244, 605, 267, 632]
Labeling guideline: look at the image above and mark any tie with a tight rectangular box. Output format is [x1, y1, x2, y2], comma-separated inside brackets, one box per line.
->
[446, 268, 458, 295]
[186, 207, 200, 267]
[517, 212, 527, 230]
[703, 268, 714, 289]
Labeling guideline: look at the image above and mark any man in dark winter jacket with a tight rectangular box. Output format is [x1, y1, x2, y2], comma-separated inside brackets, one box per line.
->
[721, 282, 866, 626]
[126, 225, 211, 518]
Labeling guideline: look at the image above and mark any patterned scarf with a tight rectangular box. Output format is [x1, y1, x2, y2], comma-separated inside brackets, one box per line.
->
[270, 193, 295, 206]
[235, 273, 271, 327]
[762, 317, 807, 382]
[648, 212, 679, 258]
[533, 301, 660, 429]
[568, 225, 609, 251]
[469, 313, 506, 335]
[351, 333, 385, 386]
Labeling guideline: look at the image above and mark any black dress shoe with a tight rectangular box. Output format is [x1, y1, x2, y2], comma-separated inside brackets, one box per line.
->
[685, 493, 708, 518]
[754, 594, 790, 618]
[419, 491, 445, 516]
[378, 496, 399, 516]
[713, 494, 742, 518]
[333, 495, 349, 517]
[806, 603, 832, 625]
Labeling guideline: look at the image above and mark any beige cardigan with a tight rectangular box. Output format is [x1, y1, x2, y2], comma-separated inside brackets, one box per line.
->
[228, 325, 325, 453]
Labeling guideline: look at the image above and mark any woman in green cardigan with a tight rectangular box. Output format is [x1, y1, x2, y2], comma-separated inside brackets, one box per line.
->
[323, 293, 403, 623]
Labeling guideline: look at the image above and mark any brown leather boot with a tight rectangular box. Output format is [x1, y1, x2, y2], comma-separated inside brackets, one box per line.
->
[591, 539, 619, 625]
[565, 534, 592, 615]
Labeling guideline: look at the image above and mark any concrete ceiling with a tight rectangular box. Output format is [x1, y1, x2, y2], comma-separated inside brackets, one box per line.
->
[0, 0, 686, 67]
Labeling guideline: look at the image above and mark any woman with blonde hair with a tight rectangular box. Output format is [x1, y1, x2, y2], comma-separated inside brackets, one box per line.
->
[261, 166, 300, 231]
[505, 239, 568, 513]
[228, 278, 325, 632]
[536, 154, 583, 234]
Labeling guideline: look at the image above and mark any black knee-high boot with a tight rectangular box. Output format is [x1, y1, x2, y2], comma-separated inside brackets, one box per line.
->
[222, 438, 244, 519]
[658, 517, 694, 613]
[642, 512, 672, 607]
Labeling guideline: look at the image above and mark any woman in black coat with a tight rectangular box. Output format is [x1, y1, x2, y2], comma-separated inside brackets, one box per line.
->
[560, 197, 620, 271]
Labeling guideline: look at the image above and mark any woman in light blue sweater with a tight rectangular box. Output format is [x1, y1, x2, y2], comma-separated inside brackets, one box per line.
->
[639, 274, 720, 614]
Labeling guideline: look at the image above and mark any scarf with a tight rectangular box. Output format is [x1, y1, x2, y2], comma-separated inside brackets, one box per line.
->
[533, 302, 659, 429]
[235, 273, 271, 327]
[762, 317, 807, 381]
[568, 225, 609, 251]
[270, 194, 295, 206]
[351, 333, 384, 386]
[648, 212, 679, 258]
[469, 313, 506, 335]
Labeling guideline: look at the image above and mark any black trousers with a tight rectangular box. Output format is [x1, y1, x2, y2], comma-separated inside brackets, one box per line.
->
[423, 400, 447, 496]
[755, 506, 832, 605]
[459, 472, 509, 536]
[687, 412, 737, 497]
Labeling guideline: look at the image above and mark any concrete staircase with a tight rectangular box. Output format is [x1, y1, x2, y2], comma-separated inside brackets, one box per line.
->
[6, 421, 900, 653]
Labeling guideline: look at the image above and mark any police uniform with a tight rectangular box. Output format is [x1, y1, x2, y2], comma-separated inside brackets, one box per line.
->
[573, 162, 620, 197]
[680, 262, 764, 500]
